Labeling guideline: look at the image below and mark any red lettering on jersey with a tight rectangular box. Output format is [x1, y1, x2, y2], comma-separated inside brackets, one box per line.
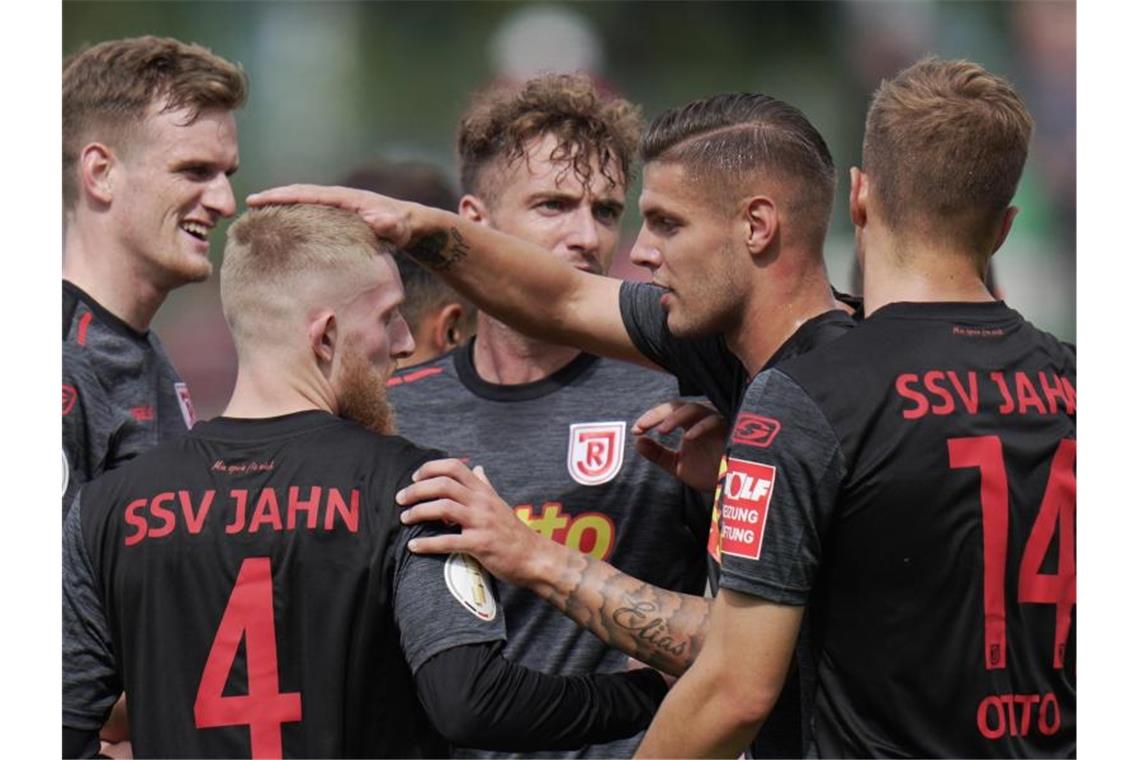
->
[130, 406, 155, 422]
[1015, 372, 1048, 414]
[731, 413, 781, 447]
[62, 385, 77, 416]
[947, 371, 979, 414]
[719, 458, 776, 560]
[149, 492, 177, 539]
[1038, 373, 1073, 415]
[924, 371, 956, 415]
[248, 489, 283, 533]
[976, 692, 1062, 740]
[1060, 377, 1076, 414]
[324, 488, 359, 532]
[124, 498, 149, 546]
[287, 486, 321, 530]
[895, 373, 929, 419]
[990, 372, 1015, 414]
[226, 490, 249, 534]
[179, 490, 216, 534]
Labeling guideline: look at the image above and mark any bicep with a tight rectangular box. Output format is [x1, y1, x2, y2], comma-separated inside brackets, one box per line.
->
[562, 275, 660, 370]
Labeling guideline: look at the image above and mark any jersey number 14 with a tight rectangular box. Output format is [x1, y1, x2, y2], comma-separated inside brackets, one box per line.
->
[948, 436, 1075, 671]
[194, 557, 302, 758]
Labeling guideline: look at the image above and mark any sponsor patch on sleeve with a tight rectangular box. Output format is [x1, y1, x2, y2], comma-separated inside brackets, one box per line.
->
[444, 553, 497, 621]
[731, 413, 781, 447]
[718, 457, 777, 561]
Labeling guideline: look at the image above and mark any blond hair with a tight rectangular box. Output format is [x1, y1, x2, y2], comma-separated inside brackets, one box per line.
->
[221, 205, 386, 351]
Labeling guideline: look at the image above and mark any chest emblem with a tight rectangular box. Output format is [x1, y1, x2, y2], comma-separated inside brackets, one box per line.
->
[567, 421, 626, 486]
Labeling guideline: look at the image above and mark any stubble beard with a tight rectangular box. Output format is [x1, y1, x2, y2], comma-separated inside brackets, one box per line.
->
[336, 345, 398, 436]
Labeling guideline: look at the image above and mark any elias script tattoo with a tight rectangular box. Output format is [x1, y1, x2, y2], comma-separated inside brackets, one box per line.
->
[613, 599, 687, 657]
[406, 226, 471, 272]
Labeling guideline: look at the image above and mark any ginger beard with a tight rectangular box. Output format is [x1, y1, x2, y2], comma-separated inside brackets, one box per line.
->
[334, 338, 397, 436]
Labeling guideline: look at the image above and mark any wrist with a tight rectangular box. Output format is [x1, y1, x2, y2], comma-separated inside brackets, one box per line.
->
[520, 533, 571, 596]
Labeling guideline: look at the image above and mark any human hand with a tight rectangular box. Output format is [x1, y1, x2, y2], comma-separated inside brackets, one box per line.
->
[396, 460, 546, 586]
[632, 400, 725, 493]
[246, 184, 417, 247]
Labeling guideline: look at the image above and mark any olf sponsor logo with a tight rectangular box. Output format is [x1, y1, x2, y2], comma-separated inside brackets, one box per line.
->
[567, 422, 625, 486]
[718, 458, 776, 561]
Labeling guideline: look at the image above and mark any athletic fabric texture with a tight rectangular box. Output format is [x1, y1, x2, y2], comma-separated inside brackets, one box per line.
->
[713, 301, 1076, 757]
[62, 281, 194, 516]
[619, 278, 855, 758]
[390, 340, 708, 758]
[63, 411, 504, 757]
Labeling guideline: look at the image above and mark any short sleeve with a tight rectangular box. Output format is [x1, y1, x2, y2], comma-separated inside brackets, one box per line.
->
[618, 281, 744, 417]
[62, 493, 121, 730]
[393, 528, 508, 672]
[713, 369, 845, 605]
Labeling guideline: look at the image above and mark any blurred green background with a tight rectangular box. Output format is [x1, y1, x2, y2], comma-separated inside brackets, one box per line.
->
[65, 0, 1076, 418]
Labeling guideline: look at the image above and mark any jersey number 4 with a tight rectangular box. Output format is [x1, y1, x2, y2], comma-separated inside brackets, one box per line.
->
[194, 557, 302, 758]
[948, 436, 1075, 671]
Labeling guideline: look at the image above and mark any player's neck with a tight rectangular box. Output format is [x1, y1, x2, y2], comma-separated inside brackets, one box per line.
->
[862, 232, 994, 317]
[728, 262, 838, 377]
[64, 219, 169, 333]
[471, 316, 582, 385]
[223, 355, 333, 420]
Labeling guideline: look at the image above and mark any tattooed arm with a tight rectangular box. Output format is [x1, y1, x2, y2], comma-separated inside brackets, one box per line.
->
[396, 459, 713, 676]
[247, 185, 652, 368]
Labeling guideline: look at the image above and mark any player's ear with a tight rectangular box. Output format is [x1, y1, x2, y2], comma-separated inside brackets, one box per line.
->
[849, 167, 868, 230]
[308, 310, 337, 368]
[459, 195, 491, 226]
[432, 302, 467, 351]
[79, 143, 116, 205]
[991, 206, 1019, 257]
[743, 195, 778, 257]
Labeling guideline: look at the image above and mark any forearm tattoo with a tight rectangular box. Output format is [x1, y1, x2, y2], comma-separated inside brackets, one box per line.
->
[405, 226, 471, 272]
[538, 553, 712, 676]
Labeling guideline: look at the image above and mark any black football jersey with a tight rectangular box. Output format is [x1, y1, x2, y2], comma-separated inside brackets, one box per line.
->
[711, 302, 1075, 757]
[63, 411, 506, 758]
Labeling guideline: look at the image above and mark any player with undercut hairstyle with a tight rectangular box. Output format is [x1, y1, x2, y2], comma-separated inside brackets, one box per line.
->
[638, 57, 1074, 757]
[251, 86, 855, 758]
[387, 73, 710, 759]
[62, 203, 669, 758]
[63, 36, 247, 516]
[340, 160, 478, 365]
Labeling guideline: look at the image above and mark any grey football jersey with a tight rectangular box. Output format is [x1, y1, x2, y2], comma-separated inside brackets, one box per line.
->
[389, 342, 708, 758]
[63, 281, 195, 516]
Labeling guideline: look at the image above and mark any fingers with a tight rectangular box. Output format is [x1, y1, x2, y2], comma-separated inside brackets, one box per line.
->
[683, 412, 725, 441]
[396, 472, 471, 507]
[472, 465, 491, 485]
[400, 499, 466, 526]
[633, 400, 684, 435]
[634, 435, 679, 474]
[406, 533, 468, 555]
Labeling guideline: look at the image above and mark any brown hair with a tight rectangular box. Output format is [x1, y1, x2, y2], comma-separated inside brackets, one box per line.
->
[221, 205, 386, 350]
[642, 93, 836, 250]
[63, 35, 248, 208]
[863, 57, 1033, 247]
[457, 73, 643, 203]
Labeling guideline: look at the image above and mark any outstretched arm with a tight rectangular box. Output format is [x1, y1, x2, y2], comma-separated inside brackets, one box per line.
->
[247, 185, 654, 368]
[397, 459, 713, 676]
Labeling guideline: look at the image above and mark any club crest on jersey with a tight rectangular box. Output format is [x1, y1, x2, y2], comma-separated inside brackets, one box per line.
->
[732, 413, 781, 448]
[174, 382, 197, 429]
[567, 421, 626, 486]
[444, 553, 497, 621]
[718, 457, 777, 561]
